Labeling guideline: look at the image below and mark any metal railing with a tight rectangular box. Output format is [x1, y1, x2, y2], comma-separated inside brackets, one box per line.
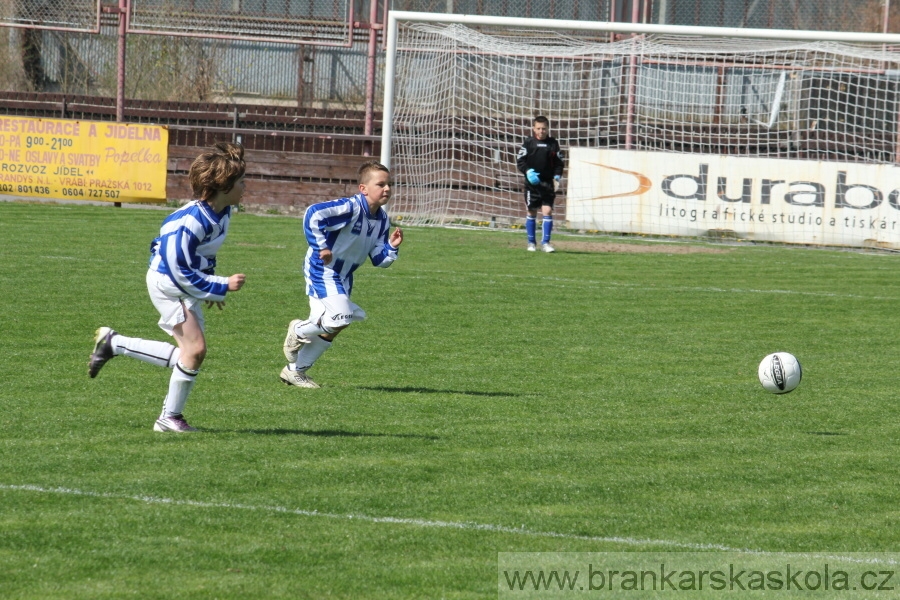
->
[0, 91, 381, 155]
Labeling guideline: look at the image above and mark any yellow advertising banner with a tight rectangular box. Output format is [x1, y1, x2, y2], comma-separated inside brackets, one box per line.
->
[0, 117, 168, 203]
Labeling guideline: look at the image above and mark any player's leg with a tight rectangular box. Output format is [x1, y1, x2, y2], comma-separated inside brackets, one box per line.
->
[88, 271, 188, 377]
[115, 333, 180, 365]
[285, 295, 363, 346]
[283, 312, 347, 362]
[118, 270, 192, 368]
[88, 329, 181, 377]
[525, 188, 539, 251]
[283, 318, 311, 363]
[170, 301, 207, 370]
[150, 270, 207, 432]
[281, 336, 332, 388]
[155, 302, 206, 432]
[283, 298, 355, 362]
[282, 295, 365, 388]
[282, 297, 329, 388]
[540, 193, 556, 252]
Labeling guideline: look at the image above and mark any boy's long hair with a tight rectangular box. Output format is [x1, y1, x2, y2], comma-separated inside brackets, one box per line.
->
[190, 142, 246, 202]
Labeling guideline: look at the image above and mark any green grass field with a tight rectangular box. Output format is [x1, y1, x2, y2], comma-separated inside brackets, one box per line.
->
[2, 201, 900, 598]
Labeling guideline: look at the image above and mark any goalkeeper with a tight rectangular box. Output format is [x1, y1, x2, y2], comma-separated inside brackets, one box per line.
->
[280, 160, 403, 389]
[516, 115, 565, 252]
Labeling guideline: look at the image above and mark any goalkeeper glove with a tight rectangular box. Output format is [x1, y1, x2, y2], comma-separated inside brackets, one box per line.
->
[553, 175, 561, 192]
[526, 169, 540, 185]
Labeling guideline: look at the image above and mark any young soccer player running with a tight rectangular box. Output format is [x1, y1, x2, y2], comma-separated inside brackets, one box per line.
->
[87, 142, 247, 432]
[516, 115, 565, 252]
[281, 160, 403, 388]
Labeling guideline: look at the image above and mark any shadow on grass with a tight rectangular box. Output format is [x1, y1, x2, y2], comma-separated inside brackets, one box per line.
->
[806, 431, 846, 436]
[208, 428, 439, 440]
[359, 386, 521, 397]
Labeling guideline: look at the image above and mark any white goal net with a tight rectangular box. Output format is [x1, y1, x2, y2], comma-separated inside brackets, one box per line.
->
[384, 14, 900, 249]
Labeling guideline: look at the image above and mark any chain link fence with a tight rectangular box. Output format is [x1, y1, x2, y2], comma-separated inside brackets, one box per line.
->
[1, 1, 899, 109]
[655, 0, 899, 33]
[0, 0, 98, 31]
[129, 0, 352, 44]
[15, 27, 378, 106]
[391, 0, 614, 21]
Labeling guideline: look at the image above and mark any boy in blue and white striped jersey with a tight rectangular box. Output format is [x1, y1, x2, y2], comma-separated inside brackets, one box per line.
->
[88, 142, 247, 432]
[281, 160, 403, 388]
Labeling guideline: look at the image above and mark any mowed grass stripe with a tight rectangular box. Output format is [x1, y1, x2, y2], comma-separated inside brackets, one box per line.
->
[387, 268, 900, 300]
[8, 482, 900, 566]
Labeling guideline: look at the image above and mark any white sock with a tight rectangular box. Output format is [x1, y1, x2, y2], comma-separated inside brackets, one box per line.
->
[161, 362, 198, 418]
[292, 335, 332, 372]
[296, 319, 329, 338]
[114, 335, 180, 368]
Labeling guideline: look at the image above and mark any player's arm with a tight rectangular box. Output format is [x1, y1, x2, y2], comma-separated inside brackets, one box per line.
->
[553, 140, 565, 179]
[205, 274, 246, 310]
[370, 223, 401, 268]
[389, 227, 403, 248]
[318, 248, 333, 265]
[516, 140, 530, 174]
[518, 140, 542, 184]
[226, 274, 246, 291]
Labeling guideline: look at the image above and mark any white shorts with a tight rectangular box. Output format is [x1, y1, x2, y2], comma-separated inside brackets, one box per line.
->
[146, 269, 205, 336]
[308, 294, 366, 330]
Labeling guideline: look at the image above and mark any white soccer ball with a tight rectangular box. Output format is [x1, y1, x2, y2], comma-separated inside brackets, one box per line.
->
[758, 352, 802, 394]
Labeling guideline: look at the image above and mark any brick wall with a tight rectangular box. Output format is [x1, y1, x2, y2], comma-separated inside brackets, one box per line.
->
[167, 146, 370, 214]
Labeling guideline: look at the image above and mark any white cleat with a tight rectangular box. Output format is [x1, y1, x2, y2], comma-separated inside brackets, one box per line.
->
[283, 319, 311, 363]
[280, 365, 320, 388]
[153, 414, 198, 432]
[527, 243, 536, 252]
[541, 243, 555, 253]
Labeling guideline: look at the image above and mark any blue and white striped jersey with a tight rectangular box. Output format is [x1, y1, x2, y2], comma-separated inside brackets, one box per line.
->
[148, 200, 232, 301]
[303, 193, 398, 298]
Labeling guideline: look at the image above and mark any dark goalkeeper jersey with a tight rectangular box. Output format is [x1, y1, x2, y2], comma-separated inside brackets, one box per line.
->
[516, 136, 564, 183]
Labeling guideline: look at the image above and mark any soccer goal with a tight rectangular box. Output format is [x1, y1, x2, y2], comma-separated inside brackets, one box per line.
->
[382, 12, 900, 249]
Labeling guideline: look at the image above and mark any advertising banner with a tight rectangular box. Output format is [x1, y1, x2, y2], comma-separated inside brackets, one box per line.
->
[567, 148, 900, 249]
[0, 117, 168, 203]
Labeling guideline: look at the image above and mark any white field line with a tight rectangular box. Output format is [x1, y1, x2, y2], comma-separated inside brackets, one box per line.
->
[2, 483, 897, 566]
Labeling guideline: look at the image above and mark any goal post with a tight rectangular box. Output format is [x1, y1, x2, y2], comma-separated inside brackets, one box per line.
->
[381, 11, 900, 249]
